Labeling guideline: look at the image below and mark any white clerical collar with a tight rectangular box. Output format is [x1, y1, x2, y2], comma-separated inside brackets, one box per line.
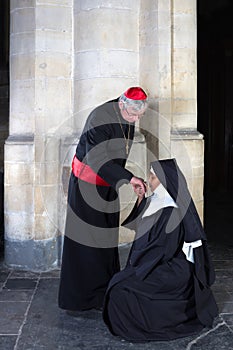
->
[142, 183, 178, 219]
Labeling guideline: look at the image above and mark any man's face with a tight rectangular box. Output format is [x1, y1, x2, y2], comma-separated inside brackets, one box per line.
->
[119, 102, 147, 123]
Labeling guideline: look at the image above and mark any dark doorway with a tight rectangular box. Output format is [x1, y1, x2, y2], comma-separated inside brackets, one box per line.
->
[197, 0, 233, 245]
[0, 0, 10, 257]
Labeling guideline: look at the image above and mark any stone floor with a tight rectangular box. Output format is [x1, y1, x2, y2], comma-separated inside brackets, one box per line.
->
[0, 242, 233, 350]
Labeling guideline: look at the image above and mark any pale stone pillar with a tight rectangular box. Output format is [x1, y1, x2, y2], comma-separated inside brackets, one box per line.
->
[73, 0, 141, 127]
[5, 0, 73, 270]
[72, 0, 147, 243]
[171, 0, 204, 219]
[139, 0, 204, 219]
[139, 0, 172, 162]
[5, 0, 147, 267]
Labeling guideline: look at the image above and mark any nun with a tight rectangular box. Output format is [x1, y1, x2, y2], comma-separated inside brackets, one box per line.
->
[103, 158, 218, 342]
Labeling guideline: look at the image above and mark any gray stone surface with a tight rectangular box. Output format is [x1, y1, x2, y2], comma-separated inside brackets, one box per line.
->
[0, 244, 233, 349]
[4, 236, 62, 271]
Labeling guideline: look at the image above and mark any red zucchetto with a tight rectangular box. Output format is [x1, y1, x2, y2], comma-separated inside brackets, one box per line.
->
[124, 87, 147, 100]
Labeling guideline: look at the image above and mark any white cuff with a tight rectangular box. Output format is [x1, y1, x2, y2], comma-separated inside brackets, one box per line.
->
[182, 240, 202, 263]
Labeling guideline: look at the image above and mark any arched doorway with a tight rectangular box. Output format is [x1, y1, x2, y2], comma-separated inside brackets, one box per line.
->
[197, 0, 233, 245]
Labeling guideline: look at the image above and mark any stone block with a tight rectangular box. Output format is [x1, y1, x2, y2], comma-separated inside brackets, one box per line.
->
[171, 136, 204, 218]
[140, 71, 159, 96]
[75, 50, 138, 80]
[119, 184, 136, 206]
[139, 48, 159, 71]
[188, 175, 204, 202]
[36, 5, 72, 31]
[172, 113, 197, 129]
[4, 213, 34, 241]
[10, 117, 35, 135]
[173, 48, 196, 72]
[4, 139, 34, 163]
[34, 214, 57, 240]
[4, 185, 33, 213]
[34, 136, 60, 163]
[10, 32, 35, 55]
[38, 185, 59, 223]
[35, 162, 60, 185]
[158, 10, 171, 29]
[36, 53, 72, 78]
[36, 30, 72, 53]
[35, 78, 71, 110]
[74, 51, 101, 80]
[171, 137, 204, 180]
[73, 78, 137, 111]
[172, 98, 196, 114]
[37, 0, 72, 6]
[10, 80, 35, 134]
[172, 0, 196, 15]
[4, 163, 33, 185]
[74, 10, 138, 51]
[173, 71, 196, 99]
[157, 1, 173, 12]
[34, 185, 47, 215]
[140, 28, 159, 48]
[4, 236, 61, 271]
[34, 79, 72, 128]
[173, 14, 196, 49]
[126, 136, 147, 179]
[76, 0, 137, 12]
[11, 0, 35, 10]
[11, 54, 35, 80]
[60, 136, 78, 166]
[10, 8, 35, 34]
[44, 109, 73, 134]
[102, 50, 138, 78]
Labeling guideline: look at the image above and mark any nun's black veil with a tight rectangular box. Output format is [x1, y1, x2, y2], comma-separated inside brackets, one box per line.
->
[151, 159, 216, 292]
[151, 158, 206, 242]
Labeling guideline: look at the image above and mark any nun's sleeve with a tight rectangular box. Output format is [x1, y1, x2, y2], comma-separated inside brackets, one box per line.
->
[121, 197, 147, 230]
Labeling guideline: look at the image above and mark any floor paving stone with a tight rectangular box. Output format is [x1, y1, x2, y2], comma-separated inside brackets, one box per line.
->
[0, 289, 34, 302]
[0, 336, 18, 350]
[4, 278, 38, 290]
[0, 244, 232, 349]
[0, 270, 10, 282]
[0, 301, 29, 334]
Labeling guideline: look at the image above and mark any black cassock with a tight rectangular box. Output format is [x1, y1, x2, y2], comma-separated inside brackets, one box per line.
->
[58, 99, 135, 311]
[103, 159, 218, 341]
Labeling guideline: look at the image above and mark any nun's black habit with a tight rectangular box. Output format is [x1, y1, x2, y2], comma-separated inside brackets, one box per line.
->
[103, 159, 218, 341]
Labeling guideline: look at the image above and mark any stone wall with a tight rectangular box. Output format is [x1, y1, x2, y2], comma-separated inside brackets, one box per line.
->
[5, 0, 204, 270]
[5, 0, 73, 270]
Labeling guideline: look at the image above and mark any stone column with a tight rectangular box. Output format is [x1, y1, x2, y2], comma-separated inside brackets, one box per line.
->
[170, 0, 204, 218]
[139, 0, 204, 219]
[73, 0, 140, 127]
[139, 0, 172, 162]
[5, 0, 73, 270]
[72, 0, 147, 243]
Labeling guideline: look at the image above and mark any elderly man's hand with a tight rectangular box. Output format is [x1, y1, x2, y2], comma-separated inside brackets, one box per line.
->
[130, 176, 147, 197]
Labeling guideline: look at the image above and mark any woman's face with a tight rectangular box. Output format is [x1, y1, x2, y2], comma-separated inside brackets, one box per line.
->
[148, 172, 161, 192]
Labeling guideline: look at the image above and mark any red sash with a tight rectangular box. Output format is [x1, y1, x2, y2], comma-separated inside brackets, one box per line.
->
[72, 155, 110, 186]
